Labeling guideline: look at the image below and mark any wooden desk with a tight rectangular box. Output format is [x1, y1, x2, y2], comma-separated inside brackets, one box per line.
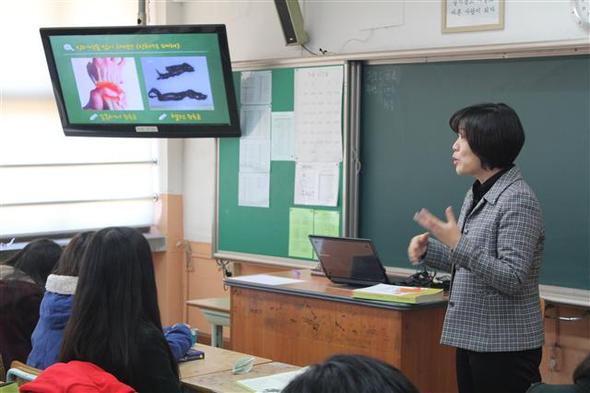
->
[179, 344, 271, 380]
[226, 270, 456, 393]
[186, 297, 230, 348]
[182, 361, 301, 392]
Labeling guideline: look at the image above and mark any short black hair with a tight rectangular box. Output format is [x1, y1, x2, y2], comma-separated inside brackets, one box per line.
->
[282, 354, 420, 393]
[3, 239, 62, 287]
[573, 353, 590, 384]
[449, 103, 525, 170]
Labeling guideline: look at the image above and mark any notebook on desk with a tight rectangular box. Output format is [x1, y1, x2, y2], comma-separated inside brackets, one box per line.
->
[309, 235, 394, 287]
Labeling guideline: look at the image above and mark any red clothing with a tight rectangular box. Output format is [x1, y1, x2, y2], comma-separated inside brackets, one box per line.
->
[19, 361, 136, 393]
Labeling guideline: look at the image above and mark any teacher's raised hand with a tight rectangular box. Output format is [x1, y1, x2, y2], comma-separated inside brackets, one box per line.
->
[413, 207, 461, 250]
[408, 232, 429, 264]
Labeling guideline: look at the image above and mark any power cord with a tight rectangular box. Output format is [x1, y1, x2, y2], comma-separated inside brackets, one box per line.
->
[393, 267, 450, 290]
[302, 44, 328, 56]
[216, 259, 233, 278]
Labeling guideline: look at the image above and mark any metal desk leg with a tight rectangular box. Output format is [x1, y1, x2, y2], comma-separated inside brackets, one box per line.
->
[210, 323, 224, 348]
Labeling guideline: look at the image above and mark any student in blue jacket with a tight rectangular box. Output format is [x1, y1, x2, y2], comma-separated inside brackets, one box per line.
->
[27, 231, 192, 370]
[408, 103, 544, 393]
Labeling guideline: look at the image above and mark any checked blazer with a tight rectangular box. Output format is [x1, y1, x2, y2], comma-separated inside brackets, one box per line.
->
[422, 166, 545, 352]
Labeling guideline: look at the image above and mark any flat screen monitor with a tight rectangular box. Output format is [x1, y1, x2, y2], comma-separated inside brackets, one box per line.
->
[40, 25, 240, 138]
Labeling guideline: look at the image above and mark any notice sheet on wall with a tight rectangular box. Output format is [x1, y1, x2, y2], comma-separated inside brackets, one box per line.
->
[294, 66, 343, 163]
[240, 70, 272, 105]
[271, 111, 295, 161]
[294, 162, 339, 206]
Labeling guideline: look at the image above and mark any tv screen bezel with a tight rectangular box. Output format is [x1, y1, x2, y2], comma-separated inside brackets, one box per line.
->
[40, 24, 240, 138]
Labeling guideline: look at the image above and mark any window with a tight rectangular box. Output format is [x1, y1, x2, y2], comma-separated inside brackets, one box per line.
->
[0, 0, 158, 238]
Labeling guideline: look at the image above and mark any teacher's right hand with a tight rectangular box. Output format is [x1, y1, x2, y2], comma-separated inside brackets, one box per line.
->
[408, 232, 429, 264]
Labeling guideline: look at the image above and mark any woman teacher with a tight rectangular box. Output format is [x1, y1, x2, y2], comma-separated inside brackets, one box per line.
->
[408, 103, 545, 393]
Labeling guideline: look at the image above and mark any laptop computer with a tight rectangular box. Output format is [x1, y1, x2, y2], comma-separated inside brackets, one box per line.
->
[309, 235, 392, 287]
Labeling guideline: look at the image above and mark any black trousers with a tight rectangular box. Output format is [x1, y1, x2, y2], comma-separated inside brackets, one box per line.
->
[456, 347, 542, 393]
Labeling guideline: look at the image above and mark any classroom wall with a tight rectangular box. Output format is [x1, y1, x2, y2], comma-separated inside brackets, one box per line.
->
[177, 1, 587, 62]
[173, 0, 588, 244]
[159, 0, 590, 369]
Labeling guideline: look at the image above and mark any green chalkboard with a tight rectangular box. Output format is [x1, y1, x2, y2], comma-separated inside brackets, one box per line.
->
[217, 67, 342, 260]
[359, 55, 590, 290]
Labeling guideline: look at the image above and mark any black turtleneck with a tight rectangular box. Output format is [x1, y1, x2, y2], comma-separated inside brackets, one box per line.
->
[468, 165, 513, 215]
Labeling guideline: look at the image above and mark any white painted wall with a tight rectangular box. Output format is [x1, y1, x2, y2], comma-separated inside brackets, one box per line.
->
[173, 0, 589, 242]
[182, 138, 216, 242]
[176, 0, 588, 61]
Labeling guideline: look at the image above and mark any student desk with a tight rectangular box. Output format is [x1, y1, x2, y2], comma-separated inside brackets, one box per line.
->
[225, 270, 457, 393]
[179, 344, 271, 380]
[186, 297, 230, 348]
[182, 361, 301, 392]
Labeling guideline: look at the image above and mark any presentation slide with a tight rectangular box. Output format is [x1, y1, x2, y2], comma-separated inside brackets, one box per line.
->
[48, 33, 230, 125]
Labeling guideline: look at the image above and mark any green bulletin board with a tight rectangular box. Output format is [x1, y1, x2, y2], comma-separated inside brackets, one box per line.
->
[216, 67, 343, 261]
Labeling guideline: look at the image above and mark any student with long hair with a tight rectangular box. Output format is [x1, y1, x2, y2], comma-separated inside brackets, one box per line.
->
[28, 231, 191, 370]
[59, 227, 181, 392]
[0, 239, 62, 369]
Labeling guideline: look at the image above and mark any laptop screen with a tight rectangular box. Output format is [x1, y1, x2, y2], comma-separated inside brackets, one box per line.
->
[309, 236, 388, 286]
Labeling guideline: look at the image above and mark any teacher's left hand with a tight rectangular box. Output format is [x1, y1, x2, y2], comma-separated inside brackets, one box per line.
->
[414, 206, 461, 249]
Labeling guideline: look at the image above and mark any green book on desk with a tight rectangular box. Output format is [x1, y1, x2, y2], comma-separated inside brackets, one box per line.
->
[352, 283, 444, 304]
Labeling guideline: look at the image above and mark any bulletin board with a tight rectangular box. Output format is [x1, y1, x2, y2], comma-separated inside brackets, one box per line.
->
[215, 65, 345, 263]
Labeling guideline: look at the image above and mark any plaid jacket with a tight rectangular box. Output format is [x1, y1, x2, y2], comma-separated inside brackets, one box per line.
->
[423, 166, 544, 352]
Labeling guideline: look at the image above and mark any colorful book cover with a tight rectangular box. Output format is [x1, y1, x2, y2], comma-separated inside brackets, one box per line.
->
[352, 283, 444, 304]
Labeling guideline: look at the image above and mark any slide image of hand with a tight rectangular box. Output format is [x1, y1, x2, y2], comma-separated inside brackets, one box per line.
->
[84, 57, 127, 110]
[72, 57, 144, 112]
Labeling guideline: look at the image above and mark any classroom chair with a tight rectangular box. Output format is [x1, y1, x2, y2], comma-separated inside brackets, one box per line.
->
[5, 361, 40, 385]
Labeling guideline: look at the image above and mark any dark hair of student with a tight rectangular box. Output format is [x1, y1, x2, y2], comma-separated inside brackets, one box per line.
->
[573, 353, 590, 384]
[282, 354, 420, 393]
[51, 231, 94, 276]
[449, 103, 525, 170]
[3, 239, 62, 287]
[59, 227, 178, 385]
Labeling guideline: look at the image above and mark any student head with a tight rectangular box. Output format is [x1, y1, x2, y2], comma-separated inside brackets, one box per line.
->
[3, 239, 62, 287]
[51, 231, 94, 277]
[60, 226, 174, 383]
[282, 354, 420, 393]
[573, 353, 590, 384]
[449, 103, 525, 171]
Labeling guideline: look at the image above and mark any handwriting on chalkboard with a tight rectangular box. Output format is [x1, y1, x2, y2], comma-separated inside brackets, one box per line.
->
[364, 68, 400, 112]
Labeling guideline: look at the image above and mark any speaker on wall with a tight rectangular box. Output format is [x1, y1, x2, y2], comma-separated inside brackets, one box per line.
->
[273, 0, 309, 46]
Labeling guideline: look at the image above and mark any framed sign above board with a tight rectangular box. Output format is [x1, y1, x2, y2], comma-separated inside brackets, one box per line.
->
[442, 0, 505, 33]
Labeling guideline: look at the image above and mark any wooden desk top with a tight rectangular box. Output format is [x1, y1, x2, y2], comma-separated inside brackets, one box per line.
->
[182, 361, 301, 392]
[179, 344, 271, 380]
[186, 297, 230, 313]
[225, 270, 447, 310]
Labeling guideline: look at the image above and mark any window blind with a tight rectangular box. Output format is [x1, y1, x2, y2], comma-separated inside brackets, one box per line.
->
[0, 0, 158, 238]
